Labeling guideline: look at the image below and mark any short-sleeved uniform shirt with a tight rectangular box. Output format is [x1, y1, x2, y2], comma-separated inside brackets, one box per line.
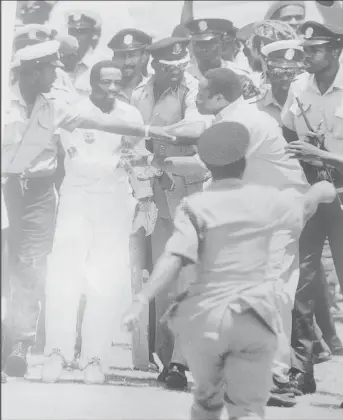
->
[2, 83, 92, 177]
[165, 180, 307, 337]
[214, 97, 310, 192]
[281, 65, 343, 155]
[248, 85, 283, 126]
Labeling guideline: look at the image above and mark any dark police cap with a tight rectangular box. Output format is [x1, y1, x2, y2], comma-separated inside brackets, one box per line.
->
[146, 37, 190, 61]
[171, 24, 190, 38]
[300, 21, 343, 46]
[185, 18, 235, 41]
[66, 10, 101, 29]
[108, 29, 152, 52]
[198, 122, 250, 167]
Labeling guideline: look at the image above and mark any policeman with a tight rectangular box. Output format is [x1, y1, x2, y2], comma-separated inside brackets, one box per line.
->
[17, 0, 58, 25]
[108, 29, 153, 103]
[131, 36, 209, 389]
[281, 21, 343, 394]
[185, 18, 260, 100]
[264, 1, 306, 31]
[1, 39, 174, 378]
[254, 38, 339, 372]
[185, 18, 249, 79]
[122, 121, 336, 420]
[62, 9, 104, 95]
[249, 39, 306, 124]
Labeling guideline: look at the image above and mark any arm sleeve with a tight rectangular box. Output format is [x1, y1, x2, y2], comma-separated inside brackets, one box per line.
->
[270, 189, 306, 236]
[164, 200, 200, 264]
[52, 98, 96, 133]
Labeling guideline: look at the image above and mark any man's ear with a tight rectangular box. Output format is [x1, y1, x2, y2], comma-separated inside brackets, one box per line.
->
[332, 48, 342, 59]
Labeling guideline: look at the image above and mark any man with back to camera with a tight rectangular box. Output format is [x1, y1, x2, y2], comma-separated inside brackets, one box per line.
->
[122, 121, 336, 420]
[1, 38, 174, 378]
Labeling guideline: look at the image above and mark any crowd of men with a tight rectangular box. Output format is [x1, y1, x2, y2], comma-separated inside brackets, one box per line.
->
[1, 0, 343, 418]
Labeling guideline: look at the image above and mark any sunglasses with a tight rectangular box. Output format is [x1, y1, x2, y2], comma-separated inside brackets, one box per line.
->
[267, 66, 304, 78]
[158, 62, 188, 72]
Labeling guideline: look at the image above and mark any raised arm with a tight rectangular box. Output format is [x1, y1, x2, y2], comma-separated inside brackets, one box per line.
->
[180, 0, 194, 26]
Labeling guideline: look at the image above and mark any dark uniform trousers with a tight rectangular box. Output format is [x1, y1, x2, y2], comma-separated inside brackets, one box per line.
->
[3, 176, 57, 346]
[291, 192, 343, 375]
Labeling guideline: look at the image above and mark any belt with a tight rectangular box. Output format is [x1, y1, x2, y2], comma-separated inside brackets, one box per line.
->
[3, 174, 55, 190]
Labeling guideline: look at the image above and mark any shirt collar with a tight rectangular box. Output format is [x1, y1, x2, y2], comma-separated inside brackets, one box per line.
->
[307, 64, 343, 93]
[263, 86, 282, 110]
[216, 96, 245, 121]
[11, 82, 27, 108]
[207, 178, 244, 191]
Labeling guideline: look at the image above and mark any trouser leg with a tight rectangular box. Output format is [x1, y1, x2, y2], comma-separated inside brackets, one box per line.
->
[314, 264, 337, 344]
[80, 190, 135, 369]
[326, 193, 343, 296]
[3, 178, 56, 345]
[267, 231, 299, 382]
[44, 189, 88, 362]
[291, 207, 326, 375]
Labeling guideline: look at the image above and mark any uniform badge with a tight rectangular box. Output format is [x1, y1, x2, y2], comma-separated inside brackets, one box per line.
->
[172, 43, 182, 55]
[198, 20, 208, 32]
[83, 131, 96, 144]
[124, 34, 133, 45]
[305, 27, 314, 39]
[28, 29, 37, 40]
[72, 13, 82, 22]
[284, 48, 295, 61]
[67, 147, 78, 159]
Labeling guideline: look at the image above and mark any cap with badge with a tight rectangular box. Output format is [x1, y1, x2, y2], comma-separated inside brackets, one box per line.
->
[300, 21, 343, 47]
[14, 24, 55, 51]
[185, 18, 236, 42]
[66, 10, 102, 30]
[198, 122, 250, 167]
[147, 37, 190, 64]
[108, 29, 152, 52]
[261, 39, 304, 68]
[13, 40, 64, 68]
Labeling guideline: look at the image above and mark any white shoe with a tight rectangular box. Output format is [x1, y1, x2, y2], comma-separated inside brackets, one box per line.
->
[41, 349, 65, 383]
[83, 357, 105, 385]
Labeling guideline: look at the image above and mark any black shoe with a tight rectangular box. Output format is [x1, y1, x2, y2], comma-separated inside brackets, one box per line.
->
[268, 377, 297, 407]
[289, 371, 316, 395]
[327, 336, 343, 356]
[157, 366, 169, 382]
[5, 342, 29, 377]
[165, 364, 188, 390]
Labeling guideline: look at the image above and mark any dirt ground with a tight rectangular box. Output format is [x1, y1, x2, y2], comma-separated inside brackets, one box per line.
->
[2, 318, 343, 420]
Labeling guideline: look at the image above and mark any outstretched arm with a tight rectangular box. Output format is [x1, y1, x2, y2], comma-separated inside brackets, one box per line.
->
[180, 0, 194, 25]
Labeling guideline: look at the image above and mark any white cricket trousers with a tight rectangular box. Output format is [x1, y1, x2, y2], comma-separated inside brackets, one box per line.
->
[44, 180, 136, 368]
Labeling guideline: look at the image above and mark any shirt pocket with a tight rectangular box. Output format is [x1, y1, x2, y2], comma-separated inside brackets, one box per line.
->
[332, 107, 343, 141]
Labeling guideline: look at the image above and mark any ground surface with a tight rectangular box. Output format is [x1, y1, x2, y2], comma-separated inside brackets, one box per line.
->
[2, 319, 343, 420]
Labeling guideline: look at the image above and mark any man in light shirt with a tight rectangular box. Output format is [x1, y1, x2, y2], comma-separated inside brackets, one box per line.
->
[122, 121, 336, 420]
[1, 39, 173, 379]
[166, 67, 309, 404]
[42, 61, 145, 384]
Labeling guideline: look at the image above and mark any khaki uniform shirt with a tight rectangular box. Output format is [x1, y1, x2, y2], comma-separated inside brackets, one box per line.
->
[2, 83, 93, 177]
[214, 97, 310, 192]
[281, 66, 343, 155]
[165, 180, 307, 337]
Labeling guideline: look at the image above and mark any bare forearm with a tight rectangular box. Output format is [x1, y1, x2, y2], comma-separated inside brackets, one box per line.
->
[166, 121, 206, 144]
[319, 150, 343, 173]
[80, 115, 146, 137]
[139, 253, 183, 303]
